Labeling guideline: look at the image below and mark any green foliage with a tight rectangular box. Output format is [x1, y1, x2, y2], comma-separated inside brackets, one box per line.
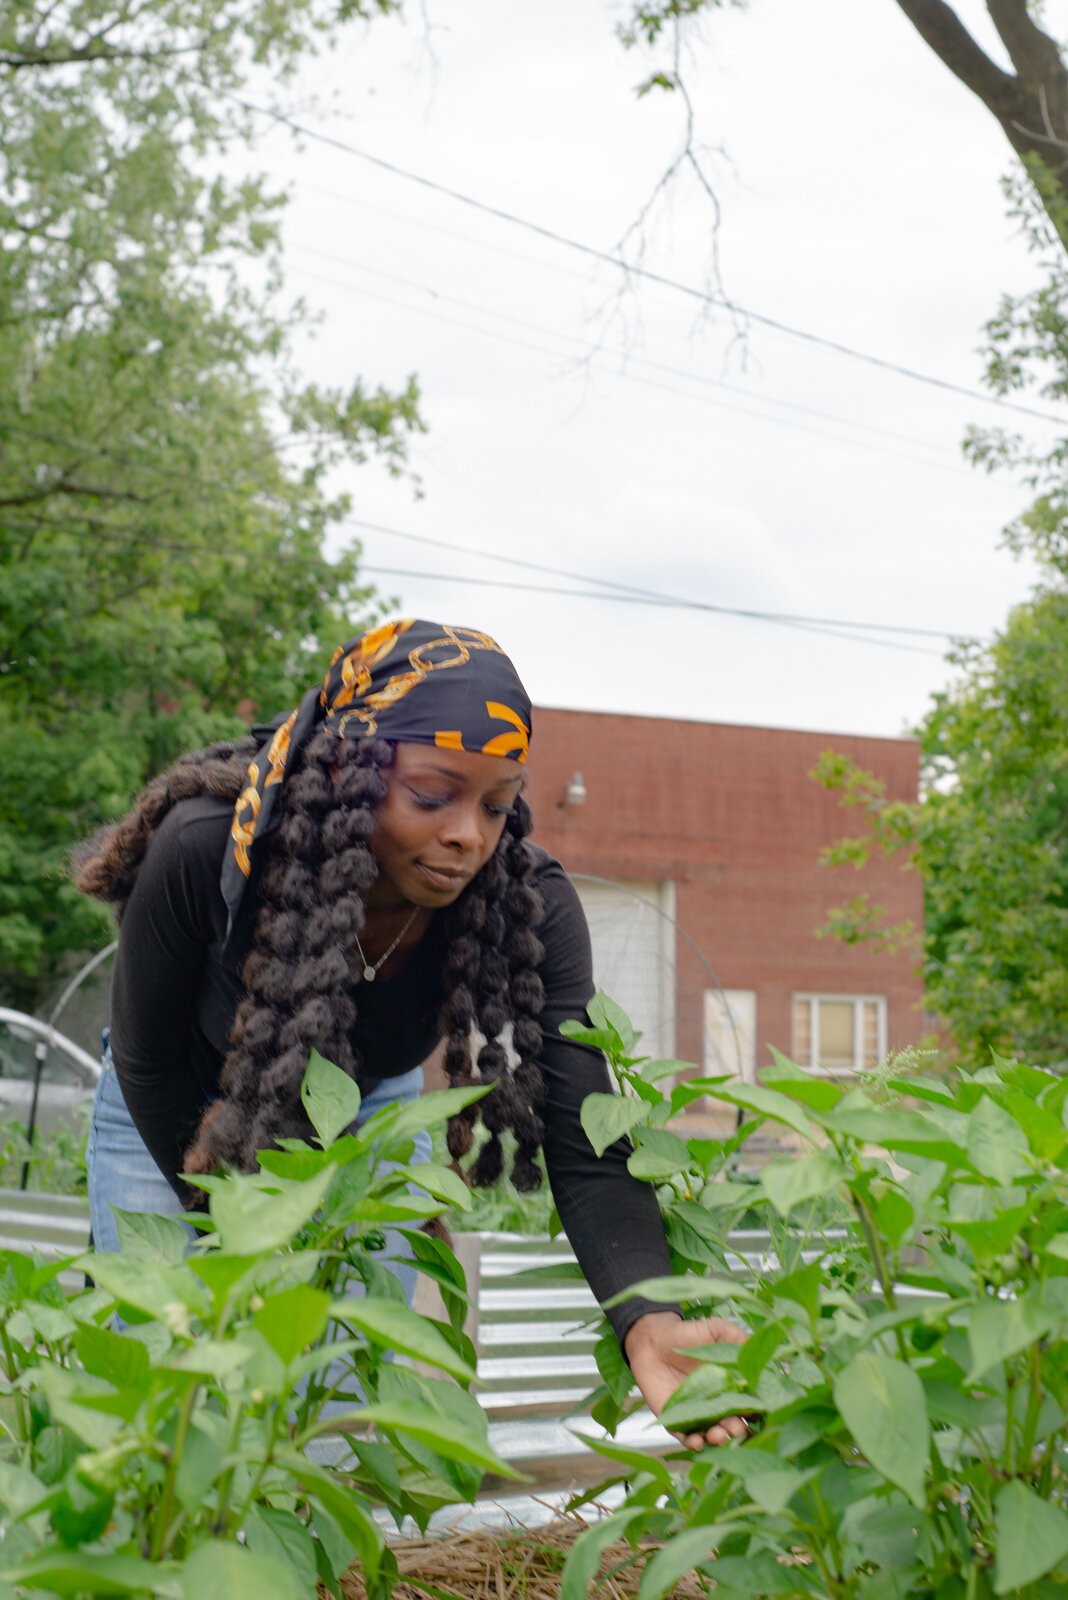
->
[564, 992, 1068, 1600]
[0, 1109, 88, 1193]
[0, 0, 423, 1009]
[0, 1055, 515, 1596]
[813, 575, 1068, 1067]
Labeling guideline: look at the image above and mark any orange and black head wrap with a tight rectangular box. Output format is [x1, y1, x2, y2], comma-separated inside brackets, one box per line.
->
[221, 619, 532, 947]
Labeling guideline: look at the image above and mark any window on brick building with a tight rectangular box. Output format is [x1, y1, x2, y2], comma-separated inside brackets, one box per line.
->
[792, 995, 886, 1073]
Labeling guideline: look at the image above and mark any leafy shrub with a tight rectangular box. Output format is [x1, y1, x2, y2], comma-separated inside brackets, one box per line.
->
[0, 1108, 89, 1195]
[563, 994, 1068, 1600]
[0, 1055, 520, 1598]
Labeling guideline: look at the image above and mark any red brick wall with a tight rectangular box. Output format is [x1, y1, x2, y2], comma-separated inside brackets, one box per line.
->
[524, 707, 923, 1073]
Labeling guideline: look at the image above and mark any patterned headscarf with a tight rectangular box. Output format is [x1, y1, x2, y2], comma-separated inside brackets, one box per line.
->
[220, 619, 532, 949]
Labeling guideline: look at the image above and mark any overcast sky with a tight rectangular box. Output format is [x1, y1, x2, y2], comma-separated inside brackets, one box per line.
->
[242, 0, 1067, 740]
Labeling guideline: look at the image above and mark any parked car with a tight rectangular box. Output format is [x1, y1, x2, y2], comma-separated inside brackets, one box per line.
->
[0, 1007, 99, 1145]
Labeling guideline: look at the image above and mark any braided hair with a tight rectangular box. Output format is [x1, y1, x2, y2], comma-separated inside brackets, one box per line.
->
[74, 729, 548, 1192]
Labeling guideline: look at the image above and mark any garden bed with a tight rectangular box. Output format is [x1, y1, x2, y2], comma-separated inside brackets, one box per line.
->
[339, 1515, 709, 1600]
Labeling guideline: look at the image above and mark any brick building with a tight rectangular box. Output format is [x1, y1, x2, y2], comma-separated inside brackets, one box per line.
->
[523, 706, 923, 1085]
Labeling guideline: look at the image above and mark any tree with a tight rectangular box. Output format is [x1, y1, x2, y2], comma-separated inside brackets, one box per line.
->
[618, 2, 1068, 1063]
[0, 0, 423, 1009]
[891, 1, 1068, 254]
[815, 584, 1068, 1067]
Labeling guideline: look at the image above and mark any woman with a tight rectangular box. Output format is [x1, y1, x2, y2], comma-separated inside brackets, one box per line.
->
[76, 618, 745, 1449]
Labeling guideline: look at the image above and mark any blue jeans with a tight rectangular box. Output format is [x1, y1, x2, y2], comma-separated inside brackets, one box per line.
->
[87, 1042, 431, 1305]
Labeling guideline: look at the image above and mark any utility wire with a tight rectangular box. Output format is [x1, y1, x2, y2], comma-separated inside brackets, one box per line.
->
[359, 564, 948, 657]
[0, 421, 978, 651]
[289, 242, 966, 467]
[294, 260, 972, 475]
[236, 94, 1067, 428]
[345, 516, 974, 643]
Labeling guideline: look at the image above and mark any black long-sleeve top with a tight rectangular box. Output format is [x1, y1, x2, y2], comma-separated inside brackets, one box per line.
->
[108, 795, 676, 1346]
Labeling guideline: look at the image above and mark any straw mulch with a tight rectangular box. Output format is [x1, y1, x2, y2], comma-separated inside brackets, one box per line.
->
[339, 1514, 712, 1600]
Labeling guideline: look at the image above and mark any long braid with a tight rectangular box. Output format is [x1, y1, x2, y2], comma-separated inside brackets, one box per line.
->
[439, 794, 548, 1191]
[72, 735, 260, 909]
[184, 732, 391, 1178]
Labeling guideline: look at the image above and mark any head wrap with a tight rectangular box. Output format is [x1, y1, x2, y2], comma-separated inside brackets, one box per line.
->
[220, 619, 532, 950]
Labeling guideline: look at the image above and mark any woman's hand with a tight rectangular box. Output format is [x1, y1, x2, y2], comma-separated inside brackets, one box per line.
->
[622, 1310, 750, 1451]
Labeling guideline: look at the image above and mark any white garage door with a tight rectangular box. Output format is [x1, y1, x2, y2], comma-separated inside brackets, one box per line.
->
[571, 877, 676, 1061]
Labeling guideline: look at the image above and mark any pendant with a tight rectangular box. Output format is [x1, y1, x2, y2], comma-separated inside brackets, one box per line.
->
[363, 965, 376, 982]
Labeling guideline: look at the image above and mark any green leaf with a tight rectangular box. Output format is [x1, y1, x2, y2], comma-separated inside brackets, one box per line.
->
[700, 1179, 761, 1211]
[874, 1188, 914, 1248]
[254, 1284, 332, 1364]
[736, 1321, 787, 1389]
[708, 1082, 817, 1141]
[180, 1538, 304, 1600]
[770, 1261, 823, 1323]
[580, 1091, 649, 1157]
[966, 1094, 1032, 1184]
[111, 1208, 191, 1265]
[994, 1480, 1068, 1593]
[0, 1461, 47, 1517]
[604, 1274, 754, 1308]
[330, 1296, 476, 1382]
[2, 1550, 173, 1596]
[833, 1352, 929, 1508]
[727, 1452, 815, 1514]
[947, 1204, 1030, 1262]
[209, 1166, 336, 1256]
[664, 1200, 730, 1269]
[627, 1128, 691, 1180]
[73, 1324, 150, 1391]
[347, 1401, 522, 1476]
[173, 1422, 224, 1509]
[560, 1507, 648, 1600]
[639, 1059, 701, 1083]
[278, 1448, 387, 1582]
[588, 991, 640, 1052]
[72, 1254, 209, 1321]
[656, 1363, 732, 1429]
[357, 1084, 493, 1153]
[408, 1161, 473, 1211]
[660, 1388, 764, 1431]
[245, 1506, 319, 1594]
[301, 1050, 362, 1146]
[558, 1021, 620, 1053]
[595, 1325, 635, 1405]
[578, 1434, 673, 1491]
[636, 1524, 732, 1600]
[967, 1289, 1056, 1381]
[760, 1149, 846, 1217]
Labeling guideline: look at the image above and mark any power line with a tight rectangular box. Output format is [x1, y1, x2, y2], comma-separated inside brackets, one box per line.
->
[359, 564, 948, 657]
[293, 259, 972, 476]
[237, 94, 1067, 428]
[345, 515, 975, 643]
[288, 242, 968, 470]
[0, 419, 980, 652]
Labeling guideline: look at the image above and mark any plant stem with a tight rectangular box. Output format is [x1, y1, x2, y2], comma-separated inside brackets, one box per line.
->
[1004, 1374, 1018, 1478]
[212, 1398, 245, 1536]
[0, 1324, 29, 1450]
[1019, 1340, 1044, 1472]
[852, 1192, 908, 1360]
[149, 1381, 199, 1561]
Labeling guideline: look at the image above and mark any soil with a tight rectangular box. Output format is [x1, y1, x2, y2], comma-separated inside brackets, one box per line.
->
[338, 1515, 711, 1599]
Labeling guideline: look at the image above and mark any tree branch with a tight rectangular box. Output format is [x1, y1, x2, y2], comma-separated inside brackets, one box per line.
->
[893, 0, 1068, 239]
[0, 39, 210, 69]
[893, 0, 1027, 119]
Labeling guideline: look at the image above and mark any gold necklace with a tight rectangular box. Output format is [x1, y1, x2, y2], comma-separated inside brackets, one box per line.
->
[353, 907, 420, 982]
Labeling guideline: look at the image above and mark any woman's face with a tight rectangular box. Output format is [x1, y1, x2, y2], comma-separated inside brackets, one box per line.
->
[366, 742, 525, 913]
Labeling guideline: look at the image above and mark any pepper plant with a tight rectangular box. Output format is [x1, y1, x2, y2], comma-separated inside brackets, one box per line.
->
[0, 1055, 519, 1598]
[561, 994, 1068, 1600]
